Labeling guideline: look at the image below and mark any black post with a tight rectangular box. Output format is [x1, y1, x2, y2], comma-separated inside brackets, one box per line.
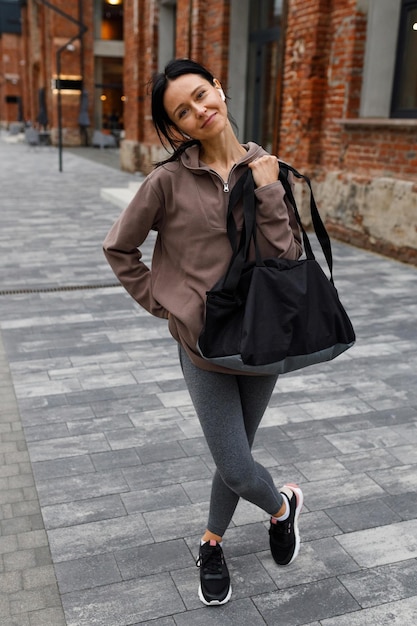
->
[56, 33, 82, 172]
[57, 50, 63, 172]
[35, 0, 87, 172]
[79, 0, 84, 80]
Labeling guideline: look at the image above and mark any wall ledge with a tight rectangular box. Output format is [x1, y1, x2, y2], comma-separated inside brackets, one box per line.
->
[335, 118, 417, 129]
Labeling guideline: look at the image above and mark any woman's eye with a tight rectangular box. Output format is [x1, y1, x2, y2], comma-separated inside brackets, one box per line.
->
[178, 108, 188, 119]
[197, 91, 205, 99]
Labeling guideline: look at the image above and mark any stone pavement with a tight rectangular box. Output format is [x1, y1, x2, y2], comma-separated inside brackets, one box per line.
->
[1, 138, 417, 626]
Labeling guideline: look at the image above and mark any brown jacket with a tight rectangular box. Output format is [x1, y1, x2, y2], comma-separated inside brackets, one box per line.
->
[103, 142, 302, 373]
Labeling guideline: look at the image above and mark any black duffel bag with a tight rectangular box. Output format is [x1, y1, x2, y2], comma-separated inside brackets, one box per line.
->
[197, 163, 355, 374]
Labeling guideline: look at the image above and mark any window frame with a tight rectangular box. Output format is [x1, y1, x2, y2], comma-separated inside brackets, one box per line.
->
[391, 0, 417, 118]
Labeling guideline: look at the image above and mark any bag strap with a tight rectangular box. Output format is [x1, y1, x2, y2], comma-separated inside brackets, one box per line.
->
[222, 170, 256, 292]
[278, 162, 334, 281]
[223, 163, 335, 293]
[226, 168, 253, 255]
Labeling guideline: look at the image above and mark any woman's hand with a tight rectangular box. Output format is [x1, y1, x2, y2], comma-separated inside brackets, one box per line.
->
[248, 155, 280, 189]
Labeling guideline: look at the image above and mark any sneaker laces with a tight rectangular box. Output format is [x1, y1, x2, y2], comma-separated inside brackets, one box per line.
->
[196, 543, 224, 575]
[271, 517, 292, 536]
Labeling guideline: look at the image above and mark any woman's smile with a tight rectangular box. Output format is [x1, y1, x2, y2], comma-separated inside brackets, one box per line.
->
[201, 112, 217, 128]
[163, 74, 227, 141]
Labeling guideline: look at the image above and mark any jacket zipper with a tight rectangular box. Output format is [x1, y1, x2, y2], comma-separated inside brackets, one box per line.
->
[210, 165, 237, 192]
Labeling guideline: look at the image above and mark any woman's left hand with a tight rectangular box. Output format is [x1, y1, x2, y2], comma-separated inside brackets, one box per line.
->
[248, 155, 280, 189]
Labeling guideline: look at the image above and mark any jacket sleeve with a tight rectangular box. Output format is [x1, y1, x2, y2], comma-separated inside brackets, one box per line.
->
[254, 174, 303, 260]
[102, 177, 169, 319]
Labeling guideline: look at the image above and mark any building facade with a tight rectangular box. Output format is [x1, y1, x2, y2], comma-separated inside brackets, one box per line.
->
[0, 0, 24, 126]
[281, 0, 417, 264]
[1, 0, 416, 263]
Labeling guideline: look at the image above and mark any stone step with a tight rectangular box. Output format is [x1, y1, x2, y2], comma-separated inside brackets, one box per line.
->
[101, 181, 142, 209]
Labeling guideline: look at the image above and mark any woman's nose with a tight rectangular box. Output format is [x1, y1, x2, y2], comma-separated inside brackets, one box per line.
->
[194, 103, 206, 116]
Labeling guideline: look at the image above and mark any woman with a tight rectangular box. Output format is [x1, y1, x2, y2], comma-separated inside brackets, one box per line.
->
[103, 58, 304, 606]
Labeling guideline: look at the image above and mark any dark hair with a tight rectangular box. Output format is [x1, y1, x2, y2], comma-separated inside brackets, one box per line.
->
[151, 58, 216, 166]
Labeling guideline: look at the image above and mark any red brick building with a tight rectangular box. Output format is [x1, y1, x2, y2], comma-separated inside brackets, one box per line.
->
[1, 0, 416, 263]
[0, 0, 24, 126]
[123, 0, 417, 264]
[280, 0, 417, 264]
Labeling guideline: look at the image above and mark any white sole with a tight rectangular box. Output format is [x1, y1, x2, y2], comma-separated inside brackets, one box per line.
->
[198, 583, 232, 606]
[285, 483, 304, 565]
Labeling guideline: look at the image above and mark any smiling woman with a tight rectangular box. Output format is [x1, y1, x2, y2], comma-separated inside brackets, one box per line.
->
[150, 59, 223, 154]
[164, 75, 228, 141]
[103, 57, 304, 609]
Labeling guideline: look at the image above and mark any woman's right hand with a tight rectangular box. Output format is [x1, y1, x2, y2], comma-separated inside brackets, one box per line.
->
[248, 155, 280, 189]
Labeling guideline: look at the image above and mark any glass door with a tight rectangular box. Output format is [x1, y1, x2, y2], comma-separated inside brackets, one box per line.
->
[245, 0, 285, 152]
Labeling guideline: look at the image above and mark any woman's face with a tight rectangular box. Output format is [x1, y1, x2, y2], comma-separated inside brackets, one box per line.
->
[163, 73, 228, 142]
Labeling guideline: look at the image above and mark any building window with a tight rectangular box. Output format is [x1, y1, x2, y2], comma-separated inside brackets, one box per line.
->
[359, 0, 402, 119]
[158, 0, 177, 71]
[94, 57, 124, 132]
[0, 1, 22, 34]
[391, 0, 417, 117]
[99, 0, 124, 41]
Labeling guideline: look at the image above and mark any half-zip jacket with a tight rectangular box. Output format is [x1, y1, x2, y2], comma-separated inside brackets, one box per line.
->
[206, 166, 236, 192]
[103, 142, 303, 374]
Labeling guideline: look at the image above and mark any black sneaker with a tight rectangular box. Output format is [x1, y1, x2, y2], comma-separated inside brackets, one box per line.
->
[269, 483, 303, 565]
[196, 540, 232, 606]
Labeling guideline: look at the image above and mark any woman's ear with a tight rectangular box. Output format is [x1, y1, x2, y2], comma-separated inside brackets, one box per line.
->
[214, 79, 226, 101]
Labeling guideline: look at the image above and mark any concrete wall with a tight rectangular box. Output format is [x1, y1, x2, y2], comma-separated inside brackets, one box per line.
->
[316, 174, 417, 265]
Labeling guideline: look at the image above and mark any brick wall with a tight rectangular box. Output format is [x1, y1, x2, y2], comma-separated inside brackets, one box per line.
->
[279, 0, 417, 264]
[48, 0, 94, 145]
[174, 0, 229, 80]
[13, 0, 416, 262]
[122, 0, 231, 172]
[280, 0, 417, 182]
[18, 0, 94, 145]
[121, 0, 160, 171]
[0, 32, 24, 125]
[340, 123, 417, 181]
[174, 0, 229, 88]
[279, 0, 332, 167]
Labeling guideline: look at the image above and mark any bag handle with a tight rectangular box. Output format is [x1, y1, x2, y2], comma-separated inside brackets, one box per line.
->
[223, 163, 335, 294]
[278, 162, 334, 281]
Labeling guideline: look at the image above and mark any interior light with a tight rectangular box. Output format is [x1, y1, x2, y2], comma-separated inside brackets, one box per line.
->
[106, 0, 122, 5]
[413, 22, 417, 30]
[121, 95, 126, 101]
[100, 94, 107, 101]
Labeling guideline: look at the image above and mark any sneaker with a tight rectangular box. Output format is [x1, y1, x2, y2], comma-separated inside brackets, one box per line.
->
[269, 483, 303, 565]
[196, 540, 232, 606]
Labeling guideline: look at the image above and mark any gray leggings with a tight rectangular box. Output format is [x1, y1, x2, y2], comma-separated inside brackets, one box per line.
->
[179, 347, 283, 537]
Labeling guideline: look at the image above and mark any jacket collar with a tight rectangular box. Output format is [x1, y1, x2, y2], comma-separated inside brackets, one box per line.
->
[180, 142, 265, 172]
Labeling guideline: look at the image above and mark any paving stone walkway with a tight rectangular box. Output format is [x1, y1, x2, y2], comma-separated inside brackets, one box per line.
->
[1, 138, 417, 625]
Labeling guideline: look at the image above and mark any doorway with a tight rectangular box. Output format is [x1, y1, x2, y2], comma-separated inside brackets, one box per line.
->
[244, 0, 285, 152]
[94, 56, 124, 142]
